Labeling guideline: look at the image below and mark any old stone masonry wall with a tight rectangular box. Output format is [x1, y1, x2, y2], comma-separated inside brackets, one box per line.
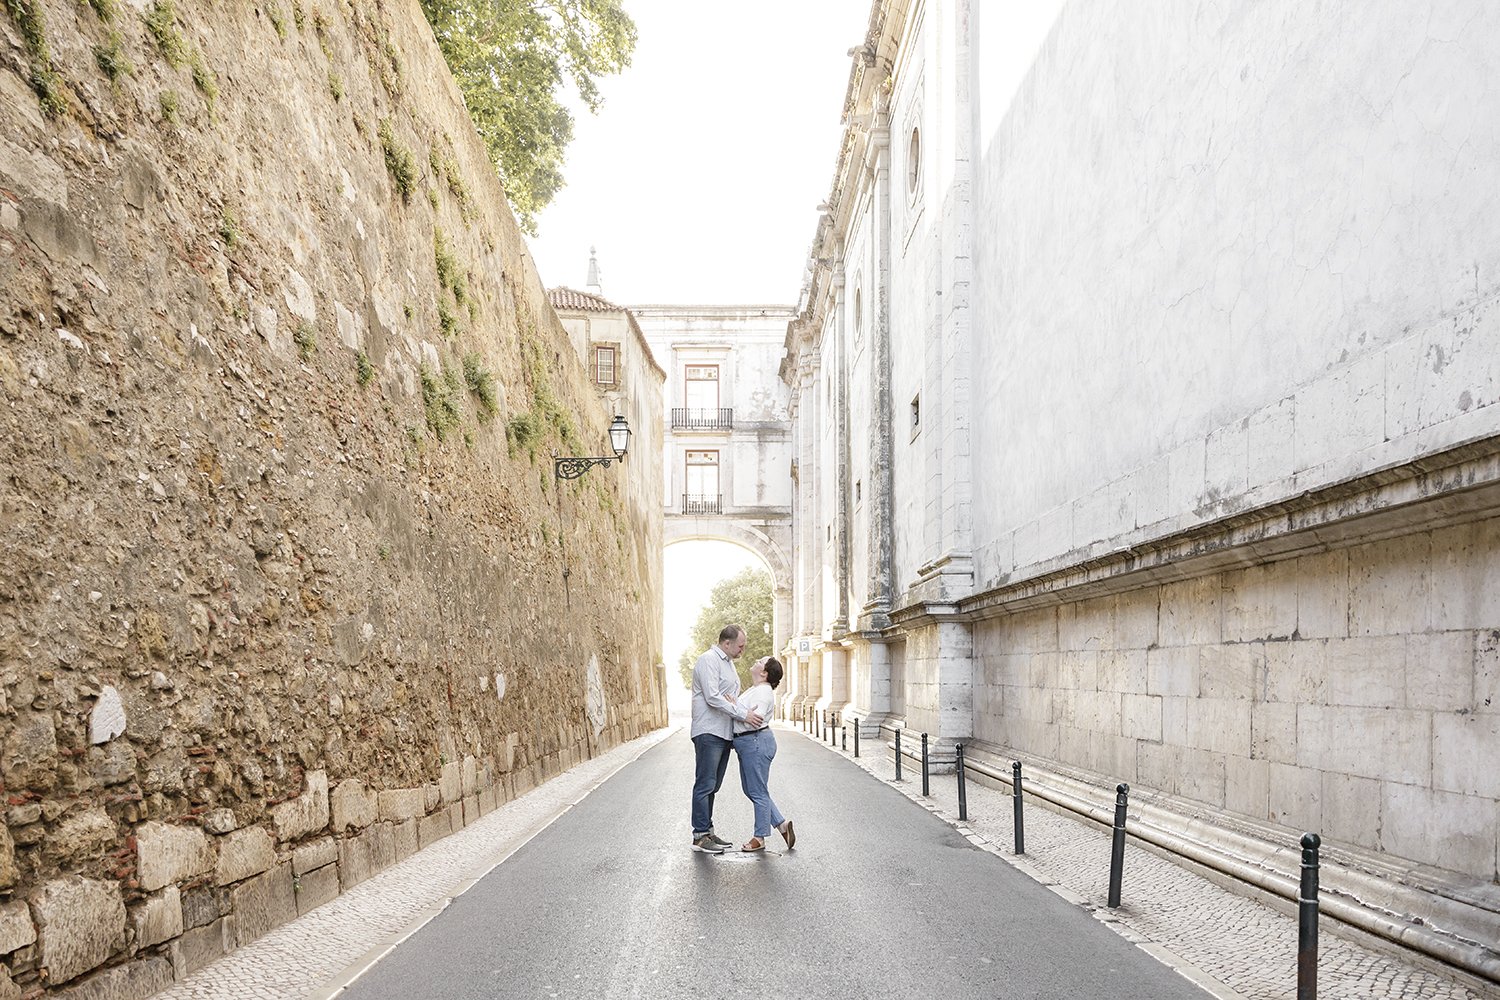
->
[0, 0, 666, 996]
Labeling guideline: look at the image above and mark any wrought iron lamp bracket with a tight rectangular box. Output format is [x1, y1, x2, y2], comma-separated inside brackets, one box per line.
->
[554, 456, 617, 480]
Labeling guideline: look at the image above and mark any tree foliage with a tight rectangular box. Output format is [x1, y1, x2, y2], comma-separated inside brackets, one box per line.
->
[677, 568, 774, 691]
[419, 0, 636, 233]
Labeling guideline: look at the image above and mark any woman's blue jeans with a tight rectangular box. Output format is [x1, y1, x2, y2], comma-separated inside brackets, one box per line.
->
[733, 729, 785, 838]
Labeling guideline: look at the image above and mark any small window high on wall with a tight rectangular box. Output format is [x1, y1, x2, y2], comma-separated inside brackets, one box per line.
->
[593, 345, 617, 386]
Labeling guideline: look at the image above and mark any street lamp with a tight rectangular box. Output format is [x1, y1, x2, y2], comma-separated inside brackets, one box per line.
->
[555, 415, 632, 480]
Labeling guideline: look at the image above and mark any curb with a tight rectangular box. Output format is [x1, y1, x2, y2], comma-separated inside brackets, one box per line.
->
[309, 726, 679, 999]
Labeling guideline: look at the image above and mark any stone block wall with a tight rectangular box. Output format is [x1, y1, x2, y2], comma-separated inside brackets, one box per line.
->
[974, 516, 1500, 881]
[0, 0, 665, 995]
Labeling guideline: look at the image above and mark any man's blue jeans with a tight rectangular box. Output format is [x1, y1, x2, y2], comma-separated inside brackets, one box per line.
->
[691, 734, 733, 836]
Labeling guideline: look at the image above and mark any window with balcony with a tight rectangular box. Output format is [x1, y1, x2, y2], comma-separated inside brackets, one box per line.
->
[674, 364, 732, 429]
[683, 450, 721, 514]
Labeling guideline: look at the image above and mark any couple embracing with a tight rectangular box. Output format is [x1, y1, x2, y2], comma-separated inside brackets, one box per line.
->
[689, 624, 796, 854]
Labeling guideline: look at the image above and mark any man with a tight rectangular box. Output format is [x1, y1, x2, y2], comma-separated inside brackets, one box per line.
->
[689, 624, 763, 853]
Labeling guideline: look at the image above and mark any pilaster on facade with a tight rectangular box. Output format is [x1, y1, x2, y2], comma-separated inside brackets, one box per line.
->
[934, 0, 974, 599]
[846, 633, 895, 733]
[828, 266, 853, 638]
[860, 115, 896, 636]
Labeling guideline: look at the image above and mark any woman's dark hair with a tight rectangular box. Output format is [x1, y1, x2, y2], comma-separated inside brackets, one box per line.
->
[763, 657, 784, 690]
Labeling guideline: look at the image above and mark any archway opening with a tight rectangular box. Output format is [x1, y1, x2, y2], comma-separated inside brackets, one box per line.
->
[663, 538, 780, 717]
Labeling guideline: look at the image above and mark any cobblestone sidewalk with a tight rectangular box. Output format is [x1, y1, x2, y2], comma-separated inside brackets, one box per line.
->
[151, 727, 677, 1000]
[794, 724, 1497, 1000]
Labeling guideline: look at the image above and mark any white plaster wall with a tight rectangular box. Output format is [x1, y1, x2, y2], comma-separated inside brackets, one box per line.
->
[729, 435, 792, 508]
[557, 315, 591, 363]
[969, 0, 1500, 589]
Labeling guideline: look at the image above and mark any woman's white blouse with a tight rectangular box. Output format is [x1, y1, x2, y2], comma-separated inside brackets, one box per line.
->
[733, 683, 776, 735]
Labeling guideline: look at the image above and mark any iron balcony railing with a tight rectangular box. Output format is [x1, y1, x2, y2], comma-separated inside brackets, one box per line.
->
[681, 493, 723, 515]
[671, 407, 734, 430]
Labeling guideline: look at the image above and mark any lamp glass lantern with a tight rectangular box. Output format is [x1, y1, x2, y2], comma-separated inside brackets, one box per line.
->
[608, 414, 631, 459]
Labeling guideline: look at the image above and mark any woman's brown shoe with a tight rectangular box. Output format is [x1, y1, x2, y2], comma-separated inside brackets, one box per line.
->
[778, 820, 795, 849]
[742, 837, 765, 852]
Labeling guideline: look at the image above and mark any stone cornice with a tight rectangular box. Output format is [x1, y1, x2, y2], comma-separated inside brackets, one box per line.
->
[961, 435, 1500, 620]
[863, 434, 1500, 633]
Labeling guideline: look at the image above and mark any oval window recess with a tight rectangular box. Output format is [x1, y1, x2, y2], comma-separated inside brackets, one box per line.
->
[907, 126, 921, 195]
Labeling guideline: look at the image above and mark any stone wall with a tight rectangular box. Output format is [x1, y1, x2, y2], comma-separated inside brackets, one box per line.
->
[974, 513, 1500, 880]
[0, 0, 664, 996]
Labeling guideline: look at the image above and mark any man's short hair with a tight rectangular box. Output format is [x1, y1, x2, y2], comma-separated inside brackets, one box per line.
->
[764, 657, 784, 690]
[718, 624, 744, 644]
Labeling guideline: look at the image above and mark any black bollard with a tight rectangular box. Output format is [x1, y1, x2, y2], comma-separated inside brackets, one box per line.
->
[1298, 833, 1321, 1000]
[1107, 783, 1129, 908]
[1011, 761, 1025, 855]
[956, 743, 968, 821]
[894, 728, 902, 781]
[921, 733, 930, 796]
[831, 712, 838, 747]
[841, 720, 847, 751]
[853, 719, 860, 758]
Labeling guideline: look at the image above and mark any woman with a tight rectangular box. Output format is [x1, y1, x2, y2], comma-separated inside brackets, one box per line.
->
[728, 657, 795, 852]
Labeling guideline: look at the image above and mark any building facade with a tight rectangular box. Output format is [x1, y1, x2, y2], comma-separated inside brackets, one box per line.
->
[548, 285, 668, 687]
[632, 305, 796, 651]
[782, 0, 1500, 952]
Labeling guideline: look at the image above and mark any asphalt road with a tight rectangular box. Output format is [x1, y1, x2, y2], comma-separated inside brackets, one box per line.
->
[341, 726, 1211, 999]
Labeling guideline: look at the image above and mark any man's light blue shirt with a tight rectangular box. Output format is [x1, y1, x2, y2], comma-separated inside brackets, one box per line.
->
[690, 645, 748, 739]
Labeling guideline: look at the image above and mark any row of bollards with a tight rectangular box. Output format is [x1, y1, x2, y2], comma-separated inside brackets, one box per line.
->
[867, 726, 1323, 997]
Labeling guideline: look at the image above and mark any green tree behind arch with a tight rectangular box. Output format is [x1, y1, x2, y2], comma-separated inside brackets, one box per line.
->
[677, 567, 773, 691]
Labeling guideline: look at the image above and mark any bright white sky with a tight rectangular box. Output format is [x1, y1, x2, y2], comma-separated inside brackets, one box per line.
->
[526, 1, 866, 304]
